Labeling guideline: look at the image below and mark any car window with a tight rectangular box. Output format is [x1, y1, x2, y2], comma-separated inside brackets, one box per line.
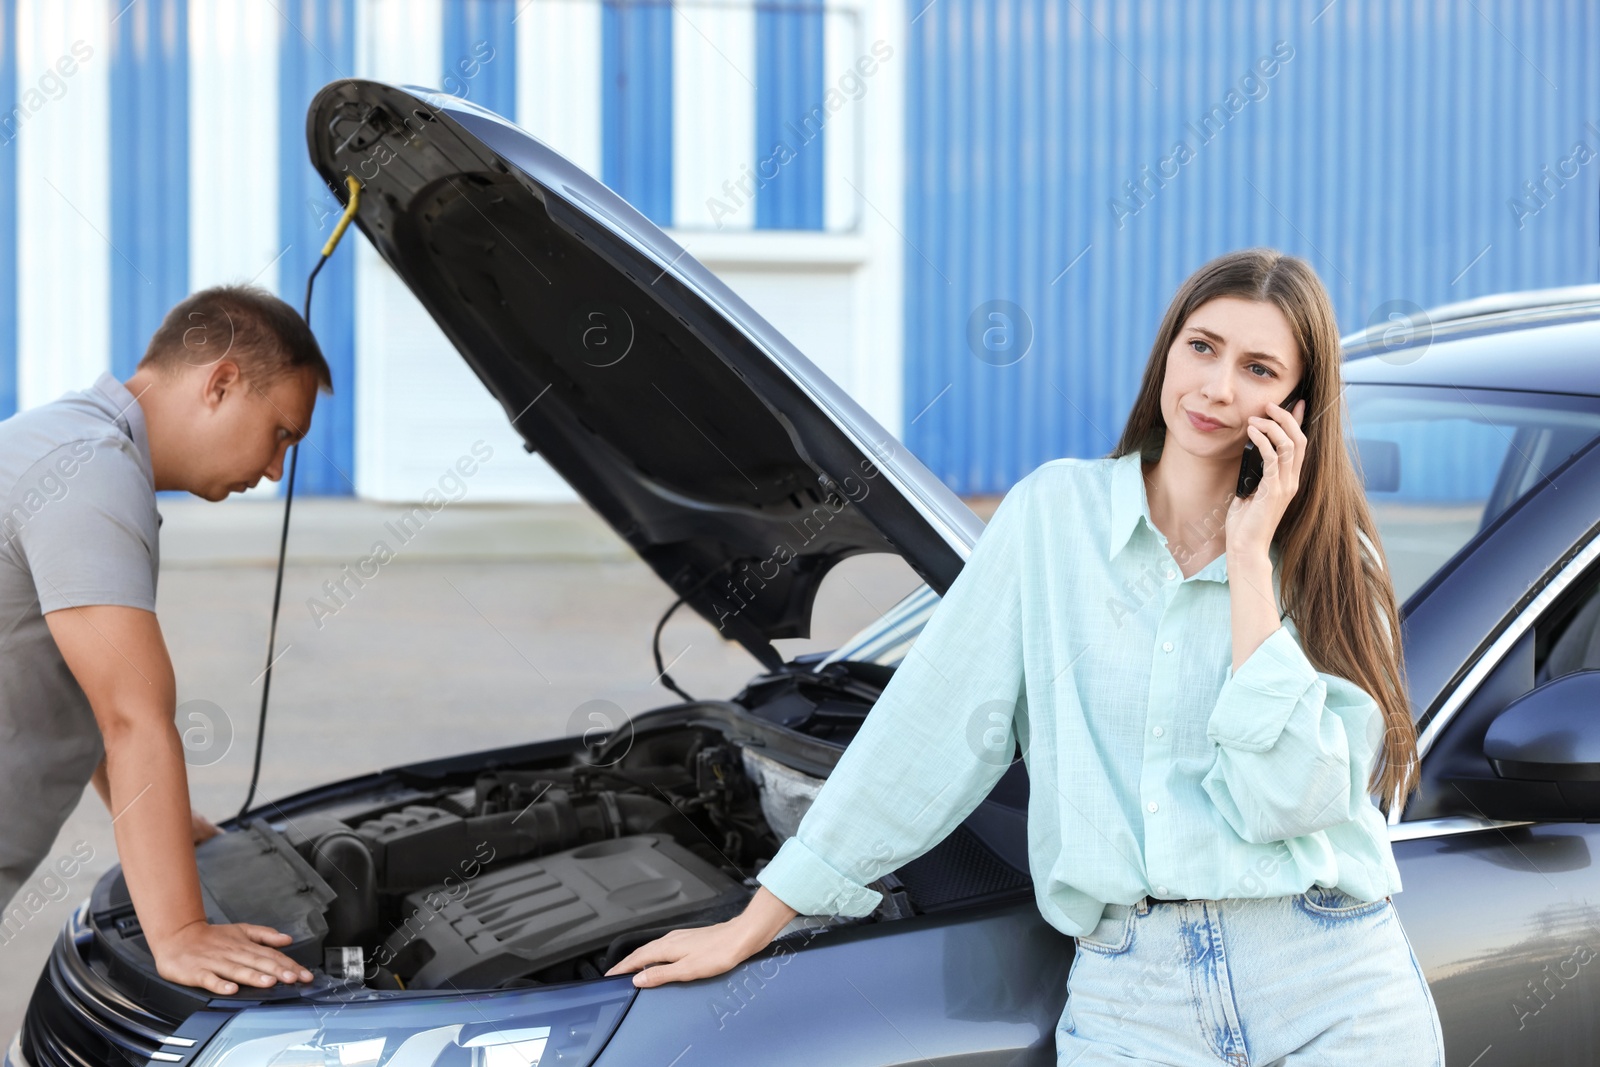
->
[1423, 545, 1600, 799]
[826, 385, 1600, 669]
[1349, 385, 1600, 605]
[1534, 561, 1600, 686]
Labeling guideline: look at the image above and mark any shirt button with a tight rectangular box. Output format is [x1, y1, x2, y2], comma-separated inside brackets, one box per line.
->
[1162, 641, 1174, 653]
[1146, 801, 1159, 813]
[1152, 726, 1164, 737]
[1155, 885, 1168, 896]
[1164, 569, 1176, 580]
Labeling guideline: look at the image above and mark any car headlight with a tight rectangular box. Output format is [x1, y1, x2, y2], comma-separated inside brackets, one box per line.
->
[190, 980, 634, 1067]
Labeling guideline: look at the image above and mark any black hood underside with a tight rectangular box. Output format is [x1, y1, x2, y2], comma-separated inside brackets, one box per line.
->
[305, 81, 978, 667]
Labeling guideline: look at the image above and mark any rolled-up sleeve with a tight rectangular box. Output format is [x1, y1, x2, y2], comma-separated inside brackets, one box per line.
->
[1200, 624, 1386, 845]
[10, 439, 157, 614]
[755, 472, 1033, 917]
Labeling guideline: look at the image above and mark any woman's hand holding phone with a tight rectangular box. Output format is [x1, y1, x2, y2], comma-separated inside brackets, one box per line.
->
[1236, 383, 1306, 499]
[603, 885, 800, 988]
[1227, 395, 1308, 561]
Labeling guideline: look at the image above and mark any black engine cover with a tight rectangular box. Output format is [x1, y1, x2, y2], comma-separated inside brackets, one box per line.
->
[378, 832, 743, 988]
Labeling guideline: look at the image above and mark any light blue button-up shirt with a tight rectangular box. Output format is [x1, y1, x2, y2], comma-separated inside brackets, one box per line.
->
[755, 450, 1403, 938]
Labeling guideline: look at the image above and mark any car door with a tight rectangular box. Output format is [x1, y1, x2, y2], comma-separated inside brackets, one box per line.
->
[1389, 437, 1600, 1065]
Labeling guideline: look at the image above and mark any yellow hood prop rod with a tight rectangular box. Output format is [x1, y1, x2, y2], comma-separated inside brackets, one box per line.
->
[238, 175, 363, 821]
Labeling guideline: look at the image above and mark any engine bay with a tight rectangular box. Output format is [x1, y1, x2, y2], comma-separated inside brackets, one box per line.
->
[286, 758, 760, 991]
[86, 690, 1032, 1004]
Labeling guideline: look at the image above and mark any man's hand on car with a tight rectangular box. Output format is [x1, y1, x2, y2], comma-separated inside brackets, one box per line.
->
[49, 604, 314, 995]
[151, 919, 314, 995]
[191, 808, 222, 845]
[95, 773, 222, 847]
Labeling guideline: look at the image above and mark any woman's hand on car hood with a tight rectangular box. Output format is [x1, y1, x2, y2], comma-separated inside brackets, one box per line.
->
[605, 886, 799, 987]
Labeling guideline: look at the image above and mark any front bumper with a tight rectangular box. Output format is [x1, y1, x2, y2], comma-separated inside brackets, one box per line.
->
[15, 902, 203, 1067]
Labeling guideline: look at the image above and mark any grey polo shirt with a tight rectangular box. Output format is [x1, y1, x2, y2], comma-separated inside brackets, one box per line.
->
[0, 372, 161, 915]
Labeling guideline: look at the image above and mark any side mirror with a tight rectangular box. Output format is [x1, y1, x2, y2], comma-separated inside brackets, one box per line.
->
[1473, 670, 1600, 819]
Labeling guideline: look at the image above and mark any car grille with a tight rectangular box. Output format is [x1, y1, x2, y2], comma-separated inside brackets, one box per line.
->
[20, 903, 194, 1067]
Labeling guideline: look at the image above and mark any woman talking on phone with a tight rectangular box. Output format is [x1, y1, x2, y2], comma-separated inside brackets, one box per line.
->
[607, 248, 1447, 1065]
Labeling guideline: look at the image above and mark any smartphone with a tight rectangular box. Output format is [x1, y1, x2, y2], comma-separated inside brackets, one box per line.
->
[1236, 380, 1307, 498]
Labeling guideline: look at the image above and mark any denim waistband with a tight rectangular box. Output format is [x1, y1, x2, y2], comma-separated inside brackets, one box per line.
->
[1100, 895, 1219, 922]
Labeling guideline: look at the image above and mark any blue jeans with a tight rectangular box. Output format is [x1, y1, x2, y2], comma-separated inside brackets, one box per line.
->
[1057, 887, 1446, 1065]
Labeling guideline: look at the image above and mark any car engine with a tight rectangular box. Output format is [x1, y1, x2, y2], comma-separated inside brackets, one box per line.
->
[257, 736, 766, 990]
[91, 715, 862, 996]
[87, 695, 1031, 999]
[291, 767, 757, 990]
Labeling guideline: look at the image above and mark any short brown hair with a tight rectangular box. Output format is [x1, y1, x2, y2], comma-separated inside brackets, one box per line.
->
[139, 284, 333, 392]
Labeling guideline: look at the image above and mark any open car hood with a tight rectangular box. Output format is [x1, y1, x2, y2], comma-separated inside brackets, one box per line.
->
[305, 80, 983, 668]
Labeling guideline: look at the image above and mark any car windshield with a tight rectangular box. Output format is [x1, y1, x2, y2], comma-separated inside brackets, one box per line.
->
[825, 383, 1600, 669]
[1348, 384, 1600, 601]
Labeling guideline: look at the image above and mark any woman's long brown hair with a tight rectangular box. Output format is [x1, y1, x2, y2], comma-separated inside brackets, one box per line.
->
[1110, 248, 1419, 815]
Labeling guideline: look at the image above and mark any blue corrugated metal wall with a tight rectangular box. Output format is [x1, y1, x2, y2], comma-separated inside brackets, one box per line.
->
[442, 0, 515, 117]
[602, 0, 673, 227]
[279, 0, 356, 495]
[0, 1, 831, 485]
[755, 0, 825, 229]
[110, 0, 189, 381]
[0, 0, 14, 420]
[904, 0, 1600, 495]
[18, 1, 1587, 502]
